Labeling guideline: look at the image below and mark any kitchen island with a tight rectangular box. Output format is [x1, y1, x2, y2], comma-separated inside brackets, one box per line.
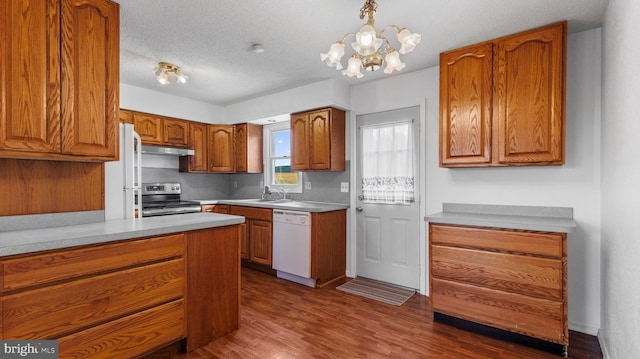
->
[0, 213, 244, 358]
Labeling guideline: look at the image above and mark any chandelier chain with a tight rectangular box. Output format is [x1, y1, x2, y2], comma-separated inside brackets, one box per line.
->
[359, 0, 377, 21]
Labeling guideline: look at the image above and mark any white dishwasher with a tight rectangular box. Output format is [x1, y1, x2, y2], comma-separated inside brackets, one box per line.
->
[272, 209, 315, 287]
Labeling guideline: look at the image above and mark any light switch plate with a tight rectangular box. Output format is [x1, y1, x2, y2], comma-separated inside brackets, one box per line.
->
[340, 182, 349, 192]
[305, 182, 312, 190]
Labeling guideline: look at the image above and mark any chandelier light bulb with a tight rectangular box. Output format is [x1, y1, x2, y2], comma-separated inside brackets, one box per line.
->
[384, 50, 405, 74]
[397, 28, 421, 54]
[342, 56, 364, 78]
[320, 42, 346, 69]
[352, 24, 383, 56]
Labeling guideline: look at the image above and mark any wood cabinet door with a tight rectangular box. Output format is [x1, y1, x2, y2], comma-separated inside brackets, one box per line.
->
[235, 123, 263, 173]
[134, 113, 163, 144]
[290, 113, 309, 170]
[164, 118, 188, 147]
[119, 109, 134, 124]
[0, 0, 61, 154]
[208, 125, 235, 173]
[179, 122, 207, 172]
[235, 123, 248, 172]
[494, 22, 565, 164]
[239, 222, 249, 260]
[439, 42, 493, 166]
[249, 219, 272, 266]
[60, 0, 119, 159]
[308, 109, 332, 170]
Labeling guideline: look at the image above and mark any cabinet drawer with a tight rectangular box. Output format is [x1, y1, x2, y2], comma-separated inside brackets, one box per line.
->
[58, 299, 185, 359]
[229, 206, 272, 221]
[3, 258, 185, 339]
[1, 234, 185, 292]
[432, 278, 565, 344]
[432, 245, 563, 300]
[429, 224, 564, 258]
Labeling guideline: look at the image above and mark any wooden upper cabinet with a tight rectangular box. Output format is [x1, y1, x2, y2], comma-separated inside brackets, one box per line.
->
[208, 125, 235, 173]
[440, 42, 493, 166]
[291, 113, 310, 170]
[0, 0, 61, 154]
[439, 22, 566, 167]
[0, 0, 119, 161]
[291, 107, 345, 171]
[180, 122, 208, 172]
[495, 24, 566, 164]
[133, 111, 189, 147]
[163, 118, 188, 147]
[235, 123, 263, 173]
[119, 109, 134, 124]
[134, 113, 163, 144]
[60, 0, 119, 159]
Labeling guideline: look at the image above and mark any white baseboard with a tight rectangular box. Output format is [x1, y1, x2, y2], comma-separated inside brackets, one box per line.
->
[597, 332, 611, 359]
[568, 321, 599, 336]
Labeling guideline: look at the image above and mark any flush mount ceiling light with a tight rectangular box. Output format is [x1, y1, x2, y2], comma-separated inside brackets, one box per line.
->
[153, 62, 188, 85]
[321, 0, 421, 78]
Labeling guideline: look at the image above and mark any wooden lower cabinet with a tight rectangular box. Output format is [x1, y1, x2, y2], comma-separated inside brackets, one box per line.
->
[229, 206, 273, 268]
[201, 204, 229, 214]
[311, 210, 347, 286]
[249, 219, 273, 265]
[0, 226, 241, 357]
[58, 300, 185, 358]
[0, 234, 186, 357]
[429, 223, 568, 353]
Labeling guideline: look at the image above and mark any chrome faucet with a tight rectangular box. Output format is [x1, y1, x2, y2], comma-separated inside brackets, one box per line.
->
[276, 188, 287, 200]
[261, 185, 272, 200]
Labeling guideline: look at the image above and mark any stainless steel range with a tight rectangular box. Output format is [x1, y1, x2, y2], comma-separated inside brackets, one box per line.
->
[141, 183, 201, 217]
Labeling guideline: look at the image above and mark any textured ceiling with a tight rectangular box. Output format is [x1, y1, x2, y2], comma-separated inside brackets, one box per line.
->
[118, 0, 609, 106]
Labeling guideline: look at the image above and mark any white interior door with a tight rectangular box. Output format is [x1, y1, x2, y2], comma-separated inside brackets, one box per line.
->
[355, 106, 420, 289]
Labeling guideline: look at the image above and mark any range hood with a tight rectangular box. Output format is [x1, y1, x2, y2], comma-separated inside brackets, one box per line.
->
[140, 145, 194, 156]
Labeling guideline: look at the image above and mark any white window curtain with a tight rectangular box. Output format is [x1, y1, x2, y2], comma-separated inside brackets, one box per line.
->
[361, 120, 415, 204]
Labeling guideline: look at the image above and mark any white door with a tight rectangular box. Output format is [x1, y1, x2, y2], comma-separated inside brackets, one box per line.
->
[356, 106, 420, 289]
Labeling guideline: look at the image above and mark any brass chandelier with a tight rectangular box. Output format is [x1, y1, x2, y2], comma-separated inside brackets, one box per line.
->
[321, 0, 421, 78]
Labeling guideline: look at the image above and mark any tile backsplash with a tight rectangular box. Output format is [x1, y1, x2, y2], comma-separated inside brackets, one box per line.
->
[142, 161, 351, 204]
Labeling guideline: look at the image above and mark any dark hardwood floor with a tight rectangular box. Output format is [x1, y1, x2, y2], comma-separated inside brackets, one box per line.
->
[169, 267, 602, 358]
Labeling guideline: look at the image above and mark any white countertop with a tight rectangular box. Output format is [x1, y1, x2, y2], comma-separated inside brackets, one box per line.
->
[189, 199, 350, 213]
[0, 213, 244, 257]
[425, 203, 576, 233]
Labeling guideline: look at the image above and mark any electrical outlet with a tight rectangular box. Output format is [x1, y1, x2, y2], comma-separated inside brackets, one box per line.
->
[340, 182, 349, 192]
[305, 182, 312, 190]
[233, 181, 238, 189]
[259, 181, 263, 188]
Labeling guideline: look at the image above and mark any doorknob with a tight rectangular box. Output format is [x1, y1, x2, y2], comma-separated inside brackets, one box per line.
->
[356, 207, 363, 213]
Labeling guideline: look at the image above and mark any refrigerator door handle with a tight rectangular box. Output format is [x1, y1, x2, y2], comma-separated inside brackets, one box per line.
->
[134, 130, 142, 218]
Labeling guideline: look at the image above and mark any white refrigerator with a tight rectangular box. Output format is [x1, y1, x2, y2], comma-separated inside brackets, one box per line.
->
[104, 124, 142, 220]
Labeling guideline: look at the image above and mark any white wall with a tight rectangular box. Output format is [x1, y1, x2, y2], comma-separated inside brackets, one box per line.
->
[350, 29, 603, 335]
[600, 0, 640, 357]
[223, 79, 351, 124]
[120, 83, 224, 123]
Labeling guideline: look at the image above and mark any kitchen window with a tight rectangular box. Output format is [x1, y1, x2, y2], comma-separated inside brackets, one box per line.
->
[264, 121, 302, 193]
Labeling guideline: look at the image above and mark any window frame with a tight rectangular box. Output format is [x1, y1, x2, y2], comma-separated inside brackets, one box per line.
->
[263, 121, 303, 194]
